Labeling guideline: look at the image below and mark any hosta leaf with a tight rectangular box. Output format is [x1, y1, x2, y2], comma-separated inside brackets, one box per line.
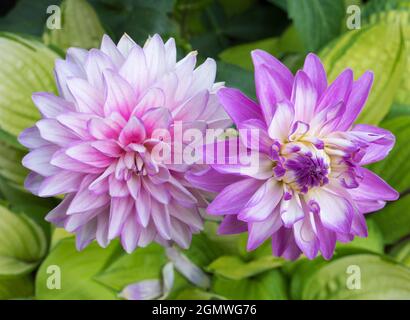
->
[289, 258, 328, 300]
[0, 139, 28, 188]
[207, 255, 284, 280]
[0, 275, 34, 299]
[94, 244, 167, 292]
[287, 0, 345, 51]
[390, 240, 410, 267]
[320, 22, 406, 125]
[212, 269, 287, 300]
[43, 0, 105, 51]
[0, 176, 57, 236]
[302, 254, 410, 299]
[369, 193, 410, 245]
[0, 205, 47, 277]
[363, 1, 410, 116]
[368, 116, 410, 193]
[36, 238, 118, 299]
[0, 33, 58, 137]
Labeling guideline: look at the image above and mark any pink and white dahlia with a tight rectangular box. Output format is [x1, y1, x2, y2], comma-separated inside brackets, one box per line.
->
[19, 34, 230, 252]
[202, 50, 399, 260]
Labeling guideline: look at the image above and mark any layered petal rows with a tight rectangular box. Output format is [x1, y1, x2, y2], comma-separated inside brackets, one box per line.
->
[200, 50, 399, 260]
[20, 34, 231, 252]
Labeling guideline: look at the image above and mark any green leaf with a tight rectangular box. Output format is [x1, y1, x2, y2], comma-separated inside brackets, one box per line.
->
[219, 37, 280, 71]
[207, 255, 284, 280]
[287, 0, 345, 51]
[0, 176, 58, 236]
[390, 240, 410, 267]
[0, 139, 28, 188]
[0, 205, 47, 277]
[368, 116, 410, 193]
[218, 26, 304, 72]
[90, 0, 177, 44]
[0, 0, 59, 36]
[94, 243, 167, 292]
[363, 1, 410, 118]
[320, 22, 406, 125]
[36, 238, 118, 299]
[183, 233, 228, 268]
[289, 258, 328, 300]
[369, 193, 410, 245]
[302, 254, 410, 299]
[216, 61, 255, 99]
[0, 33, 58, 137]
[0, 275, 34, 299]
[43, 0, 106, 51]
[218, 0, 255, 17]
[268, 0, 287, 11]
[212, 269, 287, 300]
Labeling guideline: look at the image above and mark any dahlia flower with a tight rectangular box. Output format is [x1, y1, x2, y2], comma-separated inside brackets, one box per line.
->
[19, 34, 230, 252]
[200, 50, 399, 260]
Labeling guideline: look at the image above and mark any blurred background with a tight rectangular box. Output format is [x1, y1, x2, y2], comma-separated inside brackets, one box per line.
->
[0, 0, 409, 300]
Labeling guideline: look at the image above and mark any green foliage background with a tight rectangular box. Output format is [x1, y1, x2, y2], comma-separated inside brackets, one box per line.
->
[0, 0, 409, 300]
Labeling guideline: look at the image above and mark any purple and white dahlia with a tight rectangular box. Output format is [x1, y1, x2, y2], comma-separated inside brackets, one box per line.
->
[204, 50, 399, 260]
[19, 34, 230, 252]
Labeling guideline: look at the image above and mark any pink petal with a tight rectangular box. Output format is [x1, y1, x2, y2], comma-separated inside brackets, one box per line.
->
[108, 196, 133, 239]
[32, 92, 74, 118]
[119, 45, 147, 96]
[103, 70, 138, 119]
[66, 142, 113, 168]
[66, 77, 105, 116]
[22, 145, 59, 176]
[118, 116, 146, 146]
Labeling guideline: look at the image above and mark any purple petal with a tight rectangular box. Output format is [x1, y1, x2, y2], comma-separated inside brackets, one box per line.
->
[254, 65, 290, 125]
[355, 167, 399, 202]
[351, 124, 395, 165]
[218, 215, 248, 235]
[217, 87, 264, 126]
[238, 178, 283, 222]
[291, 70, 318, 123]
[307, 188, 353, 234]
[337, 71, 373, 131]
[317, 68, 353, 112]
[207, 178, 264, 215]
[303, 53, 327, 97]
[247, 207, 282, 250]
[268, 100, 295, 141]
[251, 49, 293, 92]
[120, 280, 162, 300]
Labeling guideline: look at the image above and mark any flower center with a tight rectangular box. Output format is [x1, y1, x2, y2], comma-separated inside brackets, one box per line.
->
[279, 142, 330, 193]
